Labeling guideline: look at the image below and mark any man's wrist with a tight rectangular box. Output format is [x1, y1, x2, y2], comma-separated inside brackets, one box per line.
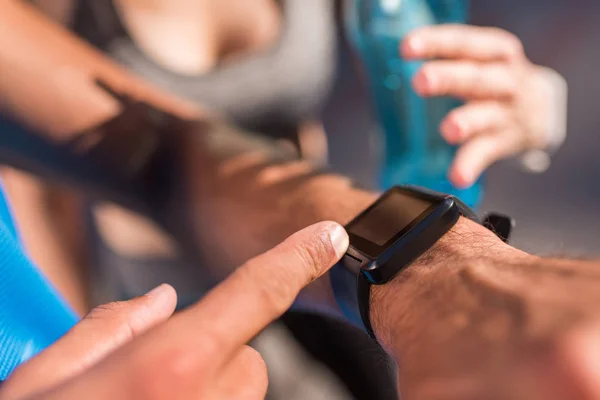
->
[369, 217, 528, 354]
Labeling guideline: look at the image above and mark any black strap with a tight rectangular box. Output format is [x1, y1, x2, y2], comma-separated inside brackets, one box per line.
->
[330, 260, 363, 328]
[326, 262, 381, 339]
[482, 213, 514, 243]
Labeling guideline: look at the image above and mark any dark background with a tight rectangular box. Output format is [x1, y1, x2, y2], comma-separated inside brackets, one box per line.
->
[325, 0, 600, 257]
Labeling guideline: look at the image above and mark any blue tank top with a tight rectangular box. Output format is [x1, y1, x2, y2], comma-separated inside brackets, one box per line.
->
[0, 120, 79, 381]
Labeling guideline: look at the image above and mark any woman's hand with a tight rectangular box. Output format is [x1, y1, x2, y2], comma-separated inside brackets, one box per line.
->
[0, 221, 348, 400]
[403, 24, 567, 188]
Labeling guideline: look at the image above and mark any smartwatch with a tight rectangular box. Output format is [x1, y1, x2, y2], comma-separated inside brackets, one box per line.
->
[330, 185, 513, 339]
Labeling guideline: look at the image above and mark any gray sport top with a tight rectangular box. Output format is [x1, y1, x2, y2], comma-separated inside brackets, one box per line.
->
[74, 0, 338, 138]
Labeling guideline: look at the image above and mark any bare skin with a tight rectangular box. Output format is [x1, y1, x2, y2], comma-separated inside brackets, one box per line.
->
[113, 0, 282, 75]
[0, 2, 592, 398]
[370, 219, 600, 399]
[0, 169, 89, 315]
[11, 1, 565, 310]
[0, 222, 349, 400]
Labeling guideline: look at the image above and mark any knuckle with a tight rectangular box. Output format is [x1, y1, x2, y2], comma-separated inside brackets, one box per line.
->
[131, 346, 211, 399]
[499, 67, 520, 97]
[239, 347, 268, 381]
[464, 30, 480, 51]
[236, 261, 295, 316]
[469, 64, 485, 90]
[495, 29, 525, 59]
[292, 231, 334, 281]
[481, 64, 517, 98]
[87, 300, 130, 317]
[87, 301, 134, 325]
[86, 301, 139, 340]
[237, 347, 269, 397]
[253, 269, 295, 315]
[506, 81, 519, 98]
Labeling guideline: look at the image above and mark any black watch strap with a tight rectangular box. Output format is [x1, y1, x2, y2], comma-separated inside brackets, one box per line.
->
[329, 257, 380, 339]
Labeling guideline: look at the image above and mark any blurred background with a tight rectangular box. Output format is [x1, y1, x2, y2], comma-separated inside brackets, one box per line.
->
[328, 0, 600, 256]
[4, 1, 600, 399]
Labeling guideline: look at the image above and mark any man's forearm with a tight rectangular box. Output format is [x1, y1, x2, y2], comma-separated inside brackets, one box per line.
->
[168, 119, 377, 316]
[367, 217, 600, 398]
[177, 120, 374, 266]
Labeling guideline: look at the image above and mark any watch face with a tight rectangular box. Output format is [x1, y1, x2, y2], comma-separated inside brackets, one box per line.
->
[346, 187, 443, 258]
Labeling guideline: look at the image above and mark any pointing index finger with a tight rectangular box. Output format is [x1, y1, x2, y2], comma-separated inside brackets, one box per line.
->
[172, 222, 348, 361]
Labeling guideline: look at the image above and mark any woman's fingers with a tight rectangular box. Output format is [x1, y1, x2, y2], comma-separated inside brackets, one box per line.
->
[441, 102, 512, 144]
[2, 284, 177, 399]
[402, 24, 525, 62]
[449, 130, 520, 188]
[413, 60, 517, 100]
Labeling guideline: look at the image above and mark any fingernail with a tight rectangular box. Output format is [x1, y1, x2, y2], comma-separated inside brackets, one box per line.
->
[441, 120, 460, 143]
[413, 70, 434, 95]
[146, 284, 170, 298]
[451, 120, 467, 142]
[405, 37, 424, 55]
[458, 172, 473, 188]
[449, 168, 471, 189]
[328, 224, 349, 260]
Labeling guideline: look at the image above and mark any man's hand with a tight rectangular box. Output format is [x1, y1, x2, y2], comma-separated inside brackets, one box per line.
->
[403, 24, 567, 187]
[370, 218, 600, 400]
[0, 221, 348, 400]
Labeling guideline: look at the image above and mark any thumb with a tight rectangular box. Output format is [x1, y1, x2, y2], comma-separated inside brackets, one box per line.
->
[1, 284, 177, 400]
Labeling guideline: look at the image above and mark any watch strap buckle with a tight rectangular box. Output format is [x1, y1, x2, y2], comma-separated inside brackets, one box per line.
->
[482, 212, 514, 243]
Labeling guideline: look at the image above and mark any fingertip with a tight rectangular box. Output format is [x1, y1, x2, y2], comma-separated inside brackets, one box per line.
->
[412, 67, 435, 96]
[448, 164, 474, 189]
[401, 35, 424, 59]
[440, 116, 466, 144]
[145, 284, 178, 314]
[146, 283, 175, 299]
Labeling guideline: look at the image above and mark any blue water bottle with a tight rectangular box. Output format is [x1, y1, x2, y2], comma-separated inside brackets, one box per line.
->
[345, 0, 482, 208]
